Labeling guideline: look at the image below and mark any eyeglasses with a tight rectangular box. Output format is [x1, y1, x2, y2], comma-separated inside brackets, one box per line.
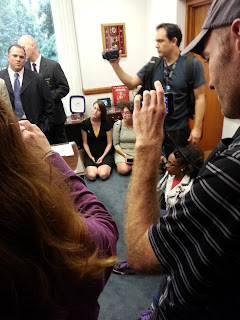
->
[121, 111, 131, 115]
[165, 161, 181, 167]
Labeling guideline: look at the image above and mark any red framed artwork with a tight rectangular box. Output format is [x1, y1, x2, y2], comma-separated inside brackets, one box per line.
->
[101, 23, 127, 57]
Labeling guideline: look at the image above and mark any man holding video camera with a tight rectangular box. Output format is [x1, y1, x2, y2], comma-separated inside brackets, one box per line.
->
[108, 23, 206, 157]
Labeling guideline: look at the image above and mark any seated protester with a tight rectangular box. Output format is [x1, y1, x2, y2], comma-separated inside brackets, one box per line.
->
[81, 100, 114, 180]
[157, 144, 204, 212]
[113, 145, 204, 277]
[0, 98, 118, 319]
[113, 102, 136, 175]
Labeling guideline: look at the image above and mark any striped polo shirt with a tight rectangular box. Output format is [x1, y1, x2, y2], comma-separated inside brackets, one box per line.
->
[149, 127, 240, 319]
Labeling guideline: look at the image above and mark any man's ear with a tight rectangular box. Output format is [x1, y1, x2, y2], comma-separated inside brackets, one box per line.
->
[172, 37, 178, 46]
[231, 19, 240, 51]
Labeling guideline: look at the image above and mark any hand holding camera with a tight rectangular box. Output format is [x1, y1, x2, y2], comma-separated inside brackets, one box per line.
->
[102, 49, 120, 62]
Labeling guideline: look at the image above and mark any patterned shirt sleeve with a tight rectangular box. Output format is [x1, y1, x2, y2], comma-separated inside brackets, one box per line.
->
[149, 136, 240, 317]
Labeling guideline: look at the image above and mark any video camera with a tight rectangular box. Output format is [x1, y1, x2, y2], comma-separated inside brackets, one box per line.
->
[102, 49, 119, 61]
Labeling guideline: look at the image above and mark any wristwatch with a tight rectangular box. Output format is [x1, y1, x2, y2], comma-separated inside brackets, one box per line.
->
[123, 153, 127, 158]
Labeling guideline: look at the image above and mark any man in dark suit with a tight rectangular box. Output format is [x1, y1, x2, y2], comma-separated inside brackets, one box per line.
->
[18, 35, 70, 144]
[0, 44, 55, 135]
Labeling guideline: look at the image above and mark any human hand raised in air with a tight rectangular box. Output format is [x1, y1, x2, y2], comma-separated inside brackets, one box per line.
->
[133, 80, 167, 149]
[19, 120, 51, 157]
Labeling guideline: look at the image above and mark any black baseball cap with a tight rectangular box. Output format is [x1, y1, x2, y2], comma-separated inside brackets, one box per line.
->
[182, 0, 240, 55]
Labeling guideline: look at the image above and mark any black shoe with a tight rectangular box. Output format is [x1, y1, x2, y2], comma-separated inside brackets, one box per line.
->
[112, 260, 136, 275]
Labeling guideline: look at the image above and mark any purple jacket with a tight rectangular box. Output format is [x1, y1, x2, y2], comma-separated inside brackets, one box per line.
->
[50, 153, 119, 319]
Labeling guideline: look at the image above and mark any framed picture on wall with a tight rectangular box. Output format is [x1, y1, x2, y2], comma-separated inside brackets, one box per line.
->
[101, 23, 127, 57]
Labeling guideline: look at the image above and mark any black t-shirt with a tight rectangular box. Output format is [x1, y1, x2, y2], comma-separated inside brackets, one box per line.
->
[137, 55, 206, 131]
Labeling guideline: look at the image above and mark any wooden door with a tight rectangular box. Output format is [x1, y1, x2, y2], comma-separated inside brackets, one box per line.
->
[185, 0, 223, 152]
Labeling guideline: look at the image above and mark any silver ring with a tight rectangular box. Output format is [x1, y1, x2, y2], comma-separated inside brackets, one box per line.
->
[20, 125, 26, 132]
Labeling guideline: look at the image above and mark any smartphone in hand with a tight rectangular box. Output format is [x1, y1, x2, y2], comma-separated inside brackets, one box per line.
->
[126, 158, 134, 164]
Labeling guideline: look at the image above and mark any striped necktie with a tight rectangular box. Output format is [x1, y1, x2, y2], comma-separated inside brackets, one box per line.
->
[32, 63, 37, 72]
[14, 73, 24, 119]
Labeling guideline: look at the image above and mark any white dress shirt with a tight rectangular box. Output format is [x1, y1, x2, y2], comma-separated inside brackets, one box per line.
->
[8, 66, 26, 119]
[8, 66, 24, 89]
[30, 55, 42, 72]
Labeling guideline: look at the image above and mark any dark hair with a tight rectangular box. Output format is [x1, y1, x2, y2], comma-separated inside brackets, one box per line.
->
[173, 144, 204, 179]
[117, 101, 134, 114]
[94, 100, 107, 120]
[156, 23, 182, 47]
[8, 44, 26, 56]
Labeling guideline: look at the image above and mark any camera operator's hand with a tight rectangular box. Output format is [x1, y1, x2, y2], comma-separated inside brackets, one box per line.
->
[109, 49, 122, 66]
[19, 120, 51, 157]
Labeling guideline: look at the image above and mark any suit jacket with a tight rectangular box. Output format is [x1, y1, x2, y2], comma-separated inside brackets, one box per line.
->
[0, 78, 12, 108]
[0, 68, 55, 133]
[25, 57, 69, 125]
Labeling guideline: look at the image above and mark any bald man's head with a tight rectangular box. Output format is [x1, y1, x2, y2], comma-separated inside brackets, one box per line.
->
[18, 35, 39, 61]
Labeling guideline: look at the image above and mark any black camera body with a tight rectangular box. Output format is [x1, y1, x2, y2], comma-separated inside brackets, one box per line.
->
[102, 49, 119, 61]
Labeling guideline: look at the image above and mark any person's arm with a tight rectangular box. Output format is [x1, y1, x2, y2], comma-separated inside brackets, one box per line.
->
[109, 51, 142, 89]
[81, 129, 95, 163]
[96, 129, 113, 164]
[19, 120, 118, 256]
[51, 63, 70, 101]
[38, 75, 55, 133]
[1, 80, 12, 108]
[125, 81, 166, 273]
[188, 84, 205, 144]
[113, 121, 128, 160]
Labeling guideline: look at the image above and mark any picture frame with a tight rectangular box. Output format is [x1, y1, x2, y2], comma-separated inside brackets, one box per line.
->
[101, 23, 127, 57]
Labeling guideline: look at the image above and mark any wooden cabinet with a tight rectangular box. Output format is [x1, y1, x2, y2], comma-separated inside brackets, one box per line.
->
[106, 108, 122, 126]
[64, 115, 86, 148]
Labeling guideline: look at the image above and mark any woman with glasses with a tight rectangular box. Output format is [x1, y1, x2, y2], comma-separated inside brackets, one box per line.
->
[157, 144, 204, 212]
[113, 144, 203, 277]
[113, 102, 136, 175]
[81, 100, 114, 180]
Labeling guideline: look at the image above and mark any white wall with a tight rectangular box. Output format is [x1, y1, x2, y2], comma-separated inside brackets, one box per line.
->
[52, 0, 239, 138]
[71, 0, 186, 115]
[72, 0, 148, 114]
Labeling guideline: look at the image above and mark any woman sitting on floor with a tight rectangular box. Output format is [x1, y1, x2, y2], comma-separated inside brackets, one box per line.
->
[113, 102, 136, 175]
[157, 144, 204, 212]
[113, 145, 204, 277]
[0, 98, 118, 319]
[81, 100, 114, 180]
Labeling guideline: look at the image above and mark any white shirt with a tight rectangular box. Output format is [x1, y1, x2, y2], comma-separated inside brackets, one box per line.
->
[30, 55, 42, 72]
[8, 66, 26, 119]
[8, 66, 24, 90]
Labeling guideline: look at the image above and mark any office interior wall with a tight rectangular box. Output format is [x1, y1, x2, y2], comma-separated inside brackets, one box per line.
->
[51, 0, 238, 140]
[71, 0, 186, 115]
